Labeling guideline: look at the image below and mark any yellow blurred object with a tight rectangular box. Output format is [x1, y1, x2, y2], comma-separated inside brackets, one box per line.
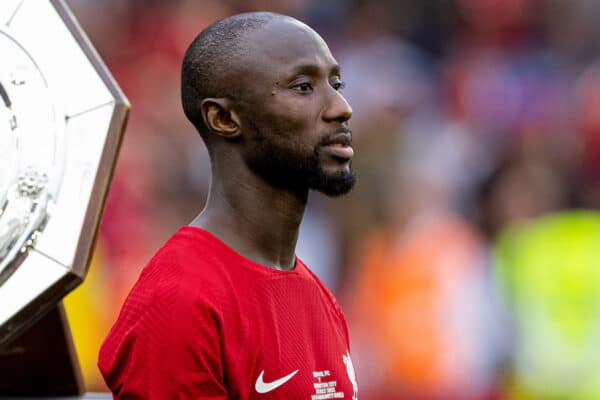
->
[64, 243, 111, 392]
[495, 211, 600, 399]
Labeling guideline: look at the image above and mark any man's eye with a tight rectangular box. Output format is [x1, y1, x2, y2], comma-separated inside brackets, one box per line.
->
[332, 81, 346, 91]
[294, 82, 313, 93]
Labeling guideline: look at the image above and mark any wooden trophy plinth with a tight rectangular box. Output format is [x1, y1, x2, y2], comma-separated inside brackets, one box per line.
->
[0, 302, 109, 398]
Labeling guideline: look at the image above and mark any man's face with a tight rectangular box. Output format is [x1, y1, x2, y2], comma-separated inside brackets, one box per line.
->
[235, 19, 355, 196]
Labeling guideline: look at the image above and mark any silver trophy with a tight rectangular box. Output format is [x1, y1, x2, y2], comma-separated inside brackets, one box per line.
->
[0, 0, 129, 396]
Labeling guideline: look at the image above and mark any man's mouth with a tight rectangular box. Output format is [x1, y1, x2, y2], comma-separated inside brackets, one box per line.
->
[321, 142, 354, 160]
[320, 127, 354, 161]
[319, 129, 353, 160]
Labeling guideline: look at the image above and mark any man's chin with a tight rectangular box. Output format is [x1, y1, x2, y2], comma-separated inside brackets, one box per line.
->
[309, 171, 356, 197]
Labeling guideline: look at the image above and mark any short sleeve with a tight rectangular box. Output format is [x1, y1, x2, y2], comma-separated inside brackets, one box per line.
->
[98, 261, 228, 399]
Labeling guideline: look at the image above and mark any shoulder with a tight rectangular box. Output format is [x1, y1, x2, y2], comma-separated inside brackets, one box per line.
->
[150, 226, 226, 271]
[105, 227, 232, 339]
[145, 226, 233, 295]
[99, 229, 229, 384]
[298, 260, 349, 337]
[300, 260, 340, 307]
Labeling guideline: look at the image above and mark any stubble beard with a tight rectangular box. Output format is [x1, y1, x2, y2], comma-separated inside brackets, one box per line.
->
[244, 123, 356, 197]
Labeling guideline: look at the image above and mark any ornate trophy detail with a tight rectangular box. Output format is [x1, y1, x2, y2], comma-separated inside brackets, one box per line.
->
[0, 27, 65, 291]
[0, 166, 50, 285]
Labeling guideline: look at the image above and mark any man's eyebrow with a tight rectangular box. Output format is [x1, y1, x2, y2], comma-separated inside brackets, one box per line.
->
[287, 63, 341, 77]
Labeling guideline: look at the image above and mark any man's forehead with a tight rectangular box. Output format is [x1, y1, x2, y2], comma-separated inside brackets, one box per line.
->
[242, 19, 338, 74]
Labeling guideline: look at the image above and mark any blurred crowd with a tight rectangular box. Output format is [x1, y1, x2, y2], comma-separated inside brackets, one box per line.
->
[63, 0, 600, 398]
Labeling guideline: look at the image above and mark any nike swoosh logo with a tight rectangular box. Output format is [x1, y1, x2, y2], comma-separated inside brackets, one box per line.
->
[254, 369, 299, 393]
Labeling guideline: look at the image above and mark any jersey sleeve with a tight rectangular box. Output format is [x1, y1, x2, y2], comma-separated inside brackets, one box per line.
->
[98, 261, 228, 399]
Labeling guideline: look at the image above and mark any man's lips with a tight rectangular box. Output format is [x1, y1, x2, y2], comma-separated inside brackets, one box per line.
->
[320, 129, 353, 160]
[321, 143, 354, 159]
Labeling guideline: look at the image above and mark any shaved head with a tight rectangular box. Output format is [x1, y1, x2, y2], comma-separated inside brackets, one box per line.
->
[181, 12, 354, 197]
[181, 12, 293, 137]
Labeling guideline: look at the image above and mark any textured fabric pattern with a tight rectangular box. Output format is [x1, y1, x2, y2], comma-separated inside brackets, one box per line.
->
[99, 226, 357, 399]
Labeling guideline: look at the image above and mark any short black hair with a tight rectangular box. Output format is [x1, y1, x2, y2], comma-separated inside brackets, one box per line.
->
[181, 12, 287, 138]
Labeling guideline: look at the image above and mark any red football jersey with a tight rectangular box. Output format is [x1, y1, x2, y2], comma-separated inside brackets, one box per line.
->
[99, 226, 358, 399]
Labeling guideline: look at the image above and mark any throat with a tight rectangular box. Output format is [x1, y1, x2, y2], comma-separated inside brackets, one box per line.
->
[192, 183, 305, 270]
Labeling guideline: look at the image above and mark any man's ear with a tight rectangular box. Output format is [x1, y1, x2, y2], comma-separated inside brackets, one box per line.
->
[201, 98, 242, 139]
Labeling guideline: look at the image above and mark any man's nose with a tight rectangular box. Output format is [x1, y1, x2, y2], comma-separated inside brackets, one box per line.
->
[323, 90, 352, 123]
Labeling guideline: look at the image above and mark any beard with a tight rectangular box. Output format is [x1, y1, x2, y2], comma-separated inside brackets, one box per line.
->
[243, 122, 356, 197]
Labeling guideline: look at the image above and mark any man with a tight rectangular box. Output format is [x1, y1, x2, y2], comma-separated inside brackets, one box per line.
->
[99, 12, 358, 399]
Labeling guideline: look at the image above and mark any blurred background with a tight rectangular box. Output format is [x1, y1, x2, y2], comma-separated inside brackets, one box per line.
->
[62, 0, 600, 398]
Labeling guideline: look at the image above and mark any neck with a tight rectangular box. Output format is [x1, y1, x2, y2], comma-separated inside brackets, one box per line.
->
[191, 154, 308, 270]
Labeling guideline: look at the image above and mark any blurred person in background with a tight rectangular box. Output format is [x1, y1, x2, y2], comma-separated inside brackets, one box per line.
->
[476, 139, 600, 399]
[493, 211, 600, 399]
[474, 57, 600, 399]
[344, 135, 505, 400]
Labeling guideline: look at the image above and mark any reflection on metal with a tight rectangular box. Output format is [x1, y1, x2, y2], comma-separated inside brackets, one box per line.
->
[0, 5, 64, 291]
[0, 0, 129, 346]
[0, 166, 49, 287]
